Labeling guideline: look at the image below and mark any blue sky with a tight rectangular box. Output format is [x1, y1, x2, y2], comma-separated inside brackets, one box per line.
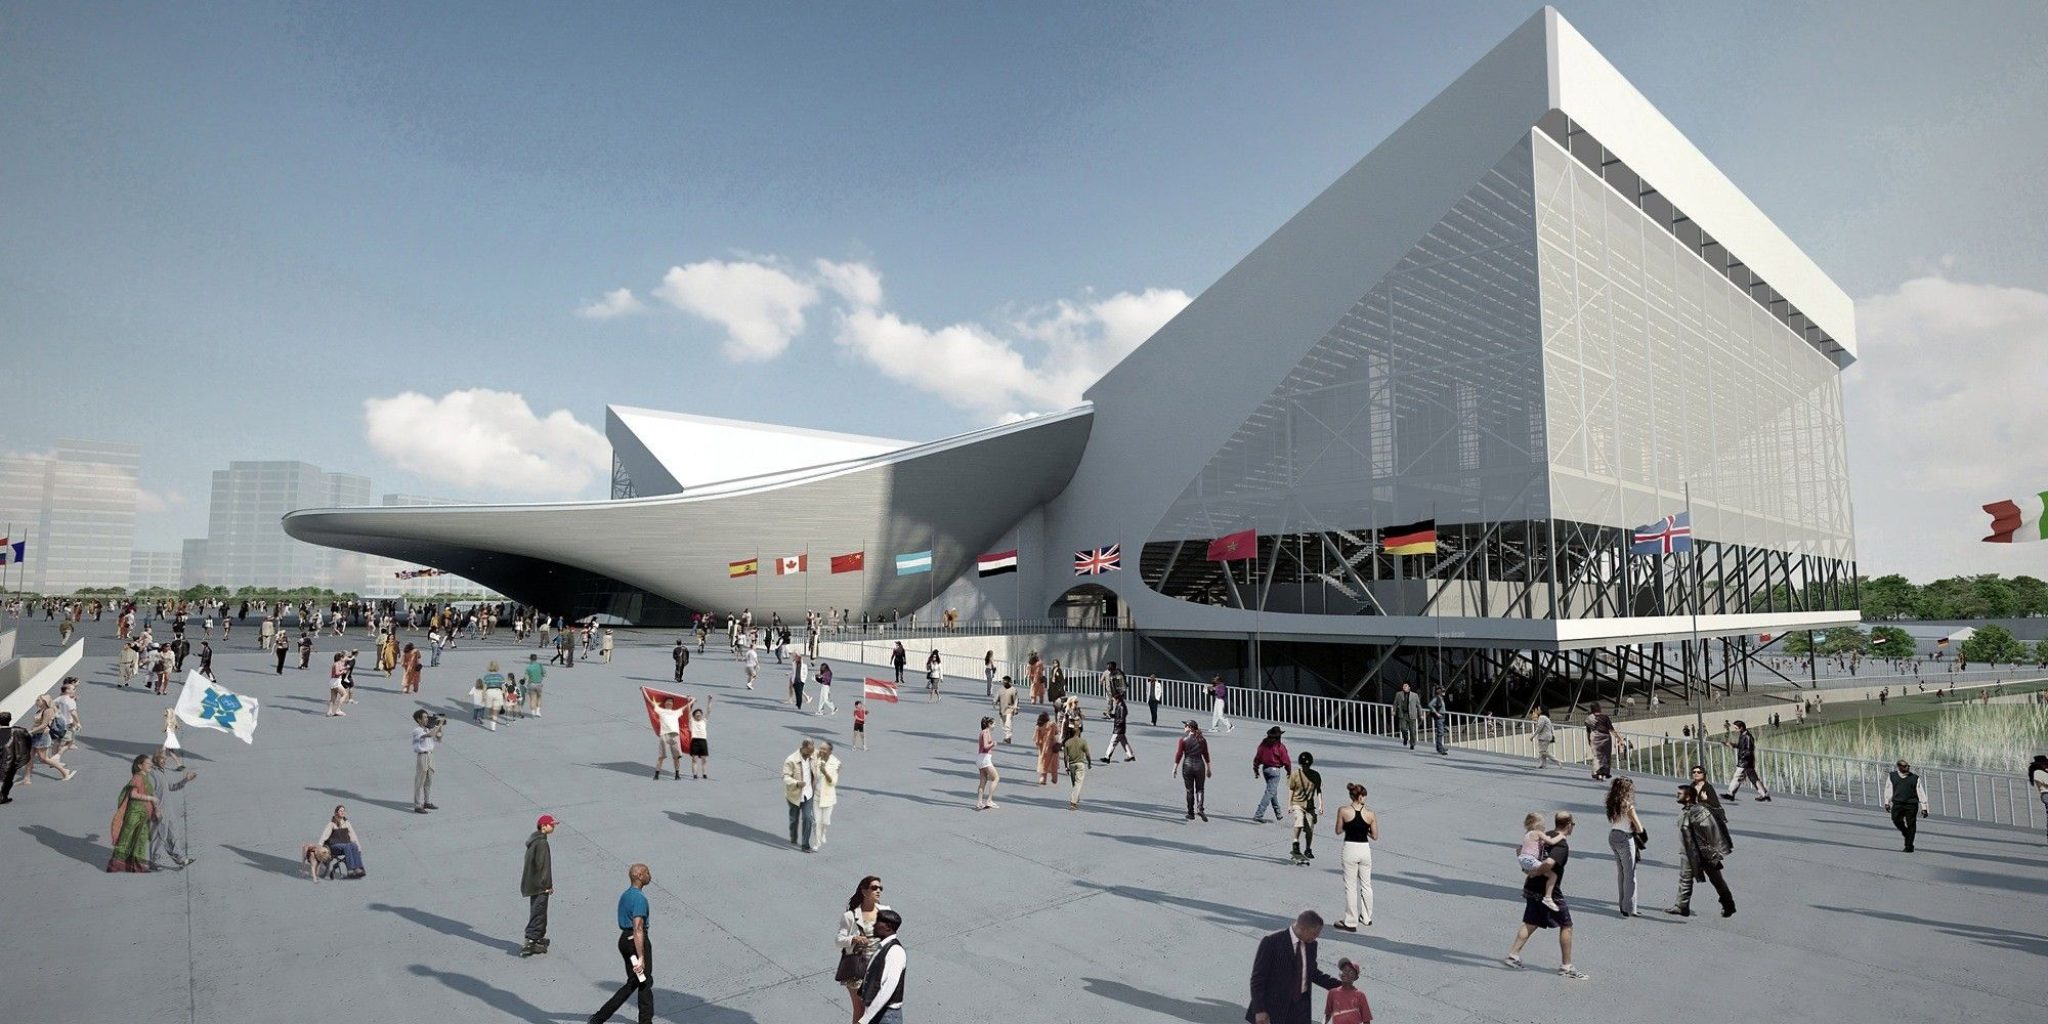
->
[3, 1, 2045, 579]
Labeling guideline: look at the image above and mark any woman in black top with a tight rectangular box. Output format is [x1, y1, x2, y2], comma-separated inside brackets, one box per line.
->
[1332, 783, 1378, 932]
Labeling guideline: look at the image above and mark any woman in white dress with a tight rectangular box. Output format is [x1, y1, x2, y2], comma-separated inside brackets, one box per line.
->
[814, 741, 841, 844]
[157, 707, 186, 770]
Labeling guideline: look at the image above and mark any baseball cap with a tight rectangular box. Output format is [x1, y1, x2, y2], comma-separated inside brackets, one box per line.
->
[536, 814, 559, 829]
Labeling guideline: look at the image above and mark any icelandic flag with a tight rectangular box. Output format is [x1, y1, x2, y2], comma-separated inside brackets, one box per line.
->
[863, 677, 900, 703]
[173, 669, 260, 744]
[894, 550, 933, 576]
[1630, 512, 1693, 555]
[0, 538, 23, 565]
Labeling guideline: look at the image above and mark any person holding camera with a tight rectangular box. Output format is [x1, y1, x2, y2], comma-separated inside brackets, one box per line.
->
[412, 709, 444, 814]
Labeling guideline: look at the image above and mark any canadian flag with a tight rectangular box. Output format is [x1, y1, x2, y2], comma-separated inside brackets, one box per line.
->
[776, 554, 807, 575]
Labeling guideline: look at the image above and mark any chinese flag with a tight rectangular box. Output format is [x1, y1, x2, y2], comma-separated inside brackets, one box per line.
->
[1205, 528, 1257, 562]
[831, 551, 865, 574]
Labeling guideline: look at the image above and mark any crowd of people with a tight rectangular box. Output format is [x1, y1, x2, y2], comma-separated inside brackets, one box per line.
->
[5, 594, 2047, 1024]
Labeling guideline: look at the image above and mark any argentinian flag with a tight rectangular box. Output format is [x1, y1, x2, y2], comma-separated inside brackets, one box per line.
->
[174, 669, 260, 744]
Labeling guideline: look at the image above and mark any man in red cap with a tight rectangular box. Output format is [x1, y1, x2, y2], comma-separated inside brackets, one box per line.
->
[520, 814, 556, 956]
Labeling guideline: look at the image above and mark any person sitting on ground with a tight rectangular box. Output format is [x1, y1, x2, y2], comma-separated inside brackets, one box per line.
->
[1517, 811, 1562, 912]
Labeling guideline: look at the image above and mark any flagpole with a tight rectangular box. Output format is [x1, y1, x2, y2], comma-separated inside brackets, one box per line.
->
[803, 544, 810, 615]
[1686, 482, 1707, 772]
[754, 546, 760, 610]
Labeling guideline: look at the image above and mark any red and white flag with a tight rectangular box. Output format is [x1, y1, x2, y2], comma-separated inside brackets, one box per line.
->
[639, 686, 694, 744]
[862, 677, 899, 703]
[776, 554, 808, 575]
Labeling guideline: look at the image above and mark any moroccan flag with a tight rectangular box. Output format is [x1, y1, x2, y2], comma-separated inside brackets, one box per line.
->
[729, 557, 759, 579]
[1206, 528, 1257, 562]
[1982, 492, 2048, 543]
[776, 554, 807, 575]
[1382, 519, 1438, 555]
[639, 686, 694, 745]
[830, 551, 865, 574]
[977, 550, 1018, 576]
[863, 677, 899, 704]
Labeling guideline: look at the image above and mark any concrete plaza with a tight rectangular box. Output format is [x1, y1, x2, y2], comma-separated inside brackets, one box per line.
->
[1, 615, 2043, 1024]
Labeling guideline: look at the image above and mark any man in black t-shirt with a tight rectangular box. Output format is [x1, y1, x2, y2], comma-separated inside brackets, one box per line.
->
[1504, 811, 1587, 980]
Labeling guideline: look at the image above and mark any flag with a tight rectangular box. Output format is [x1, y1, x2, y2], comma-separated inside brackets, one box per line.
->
[1382, 519, 1438, 556]
[1205, 528, 1257, 562]
[1758, 633, 1774, 645]
[1872, 635, 1889, 645]
[173, 669, 259, 744]
[639, 686, 694, 744]
[830, 550, 865, 574]
[1982, 491, 2048, 543]
[977, 549, 1018, 577]
[1073, 544, 1122, 576]
[894, 550, 932, 575]
[776, 554, 807, 575]
[863, 677, 899, 703]
[1630, 512, 1693, 555]
[0, 538, 23, 565]
[728, 557, 759, 579]
[1936, 637, 1951, 648]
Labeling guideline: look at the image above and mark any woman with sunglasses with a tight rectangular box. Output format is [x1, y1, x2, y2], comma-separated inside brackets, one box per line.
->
[836, 875, 890, 1023]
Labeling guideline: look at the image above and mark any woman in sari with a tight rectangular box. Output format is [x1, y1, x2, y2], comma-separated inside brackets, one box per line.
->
[1033, 711, 1059, 786]
[107, 754, 157, 872]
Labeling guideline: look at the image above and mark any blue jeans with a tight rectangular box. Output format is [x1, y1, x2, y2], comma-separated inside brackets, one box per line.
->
[788, 798, 816, 850]
[871, 1007, 903, 1024]
[430, 645, 441, 667]
[328, 841, 363, 872]
[1253, 766, 1285, 820]
[1433, 720, 1448, 754]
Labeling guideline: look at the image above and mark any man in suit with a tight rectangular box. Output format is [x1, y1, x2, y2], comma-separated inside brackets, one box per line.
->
[1245, 910, 1340, 1024]
[1393, 683, 1421, 749]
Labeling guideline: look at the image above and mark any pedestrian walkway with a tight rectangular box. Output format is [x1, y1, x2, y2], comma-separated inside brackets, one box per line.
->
[0, 618, 2042, 1023]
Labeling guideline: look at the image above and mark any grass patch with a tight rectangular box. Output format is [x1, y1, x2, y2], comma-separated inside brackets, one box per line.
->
[1760, 702, 2048, 773]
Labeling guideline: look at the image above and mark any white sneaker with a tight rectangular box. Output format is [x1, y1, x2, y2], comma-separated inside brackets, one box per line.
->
[488, 720, 497, 731]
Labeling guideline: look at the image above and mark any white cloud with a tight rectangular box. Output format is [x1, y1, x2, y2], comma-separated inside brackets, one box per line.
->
[833, 287, 1191, 417]
[135, 488, 185, 514]
[1846, 274, 2048, 579]
[576, 287, 645, 320]
[362, 389, 609, 496]
[815, 258, 884, 309]
[653, 259, 819, 361]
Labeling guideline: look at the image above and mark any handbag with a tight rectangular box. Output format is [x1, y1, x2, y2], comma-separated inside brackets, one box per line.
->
[834, 950, 863, 983]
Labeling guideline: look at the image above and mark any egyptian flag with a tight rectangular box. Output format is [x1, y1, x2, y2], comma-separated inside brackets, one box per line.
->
[1205, 528, 1256, 562]
[977, 549, 1018, 577]
[639, 686, 694, 745]
[1382, 519, 1438, 555]
[830, 551, 865, 574]
[1937, 637, 1951, 649]
[729, 557, 759, 579]
[1982, 492, 2048, 543]
[863, 677, 899, 703]
[776, 554, 808, 575]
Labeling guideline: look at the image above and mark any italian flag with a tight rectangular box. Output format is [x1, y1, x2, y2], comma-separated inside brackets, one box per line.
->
[1982, 492, 2048, 543]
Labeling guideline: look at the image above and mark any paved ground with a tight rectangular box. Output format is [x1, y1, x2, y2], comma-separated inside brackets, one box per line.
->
[2, 615, 2045, 1024]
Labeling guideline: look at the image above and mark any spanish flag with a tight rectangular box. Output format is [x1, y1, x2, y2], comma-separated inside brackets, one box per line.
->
[728, 557, 759, 579]
[1382, 519, 1438, 555]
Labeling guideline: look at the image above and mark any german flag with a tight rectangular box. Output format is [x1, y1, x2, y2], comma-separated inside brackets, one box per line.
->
[1381, 519, 1438, 555]
[728, 557, 759, 579]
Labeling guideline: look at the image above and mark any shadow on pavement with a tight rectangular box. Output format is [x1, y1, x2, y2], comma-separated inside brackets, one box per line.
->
[221, 843, 306, 878]
[668, 809, 795, 852]
[408, 964, 578, 1020]
[19, 824, 105, 869]
[1082, 976, 1243, 1021]
[306, 786, 420, 815]
[373, 903, 511, 954]
[1811, 903, 2048, 957]
[82, 735, 211, 764]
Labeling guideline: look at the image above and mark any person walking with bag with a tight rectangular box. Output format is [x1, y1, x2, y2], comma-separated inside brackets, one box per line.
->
[519, 814, 556, 957]
[591, 863, 654, 1024]
[837, 876, 889, 1024]
[1605, 777, 1645, 917]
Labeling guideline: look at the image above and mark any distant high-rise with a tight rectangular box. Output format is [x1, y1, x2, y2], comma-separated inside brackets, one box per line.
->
[203, 462, 376, 590]
[129, 550, 183, 592]
[0, 440, 142, 593]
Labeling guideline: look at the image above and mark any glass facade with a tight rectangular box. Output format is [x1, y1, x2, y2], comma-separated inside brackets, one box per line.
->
[1141, 124, 1855, 619]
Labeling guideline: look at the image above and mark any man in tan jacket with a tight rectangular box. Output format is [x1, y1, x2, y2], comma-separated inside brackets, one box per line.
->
[993, 677, 1019, 743]
[782, 740, 817, 852]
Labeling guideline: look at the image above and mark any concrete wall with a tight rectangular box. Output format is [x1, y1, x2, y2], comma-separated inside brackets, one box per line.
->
[0, 639, 83, 723]
[815, 631, 1128, 687]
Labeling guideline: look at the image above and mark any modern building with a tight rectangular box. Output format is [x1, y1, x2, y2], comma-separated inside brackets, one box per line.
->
[0, 439, 143, 593]
[204, 462, 377, 590]
[287, 9, 1859, 708]
[179, 538, 209, 588]
[129, 550, 184, 592]
[360, 495, 491, 598]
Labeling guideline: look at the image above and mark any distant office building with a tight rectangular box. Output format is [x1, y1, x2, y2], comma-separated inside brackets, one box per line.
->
[180, 538, 209, 588]
[130, 550, 183, 592]
[0, 440, 142, 593]
[203, 461, 377, 590]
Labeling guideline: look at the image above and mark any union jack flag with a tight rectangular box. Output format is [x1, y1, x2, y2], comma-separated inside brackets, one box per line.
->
[1073, 544, 1122, 576]
[1630, 512, 1692, 555]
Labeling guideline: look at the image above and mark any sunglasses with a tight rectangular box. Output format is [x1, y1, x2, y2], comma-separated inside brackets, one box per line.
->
[868, 884, 884, 892]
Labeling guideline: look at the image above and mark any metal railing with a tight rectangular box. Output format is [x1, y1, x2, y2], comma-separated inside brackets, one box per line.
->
[812, 643, 2047, 835]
